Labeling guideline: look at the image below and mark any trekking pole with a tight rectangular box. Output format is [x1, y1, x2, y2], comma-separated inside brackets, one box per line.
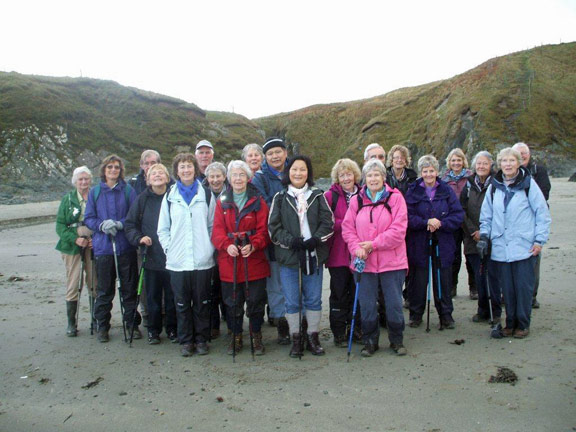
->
[239, 233, 255, 361]
[435, 241, 442, 301]
[426, 236, 433, 333]
[347, 257, 365, 362]
[298, 255, 303, 361]
[110, 236, 128, 343]
[208, 266, 214, 343]
[75, 240, 87, 332]
[90, 248, 95, 335]
[130, 245, 147, 347]
[232, 235, 239, 363]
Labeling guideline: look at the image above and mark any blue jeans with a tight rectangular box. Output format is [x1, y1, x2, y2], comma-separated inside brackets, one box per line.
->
[279, 263, 323, 314]
[495, 257, 535, 330]
[358, 270, 405, 345]
[266, 261, 286, 318]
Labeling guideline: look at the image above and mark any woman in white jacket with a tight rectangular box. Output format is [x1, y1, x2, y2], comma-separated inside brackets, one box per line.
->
[158, 153, 216, 357]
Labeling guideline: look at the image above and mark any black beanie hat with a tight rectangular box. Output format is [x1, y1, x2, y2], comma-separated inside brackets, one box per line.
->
[263, 137, 286, 154]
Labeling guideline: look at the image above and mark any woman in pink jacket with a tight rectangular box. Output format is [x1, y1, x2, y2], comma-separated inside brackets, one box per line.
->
[342, 159, 409, 357]
[325, 158, 362, 347]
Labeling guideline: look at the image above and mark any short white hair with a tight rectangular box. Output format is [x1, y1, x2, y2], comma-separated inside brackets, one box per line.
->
[471, 151, 493, 172]
[227, 160, 253, 182]
[140, 149, 161, 164]
[496, 147, 522, 168]
[361, 159, 386, 181]
[417, 155, 440, 173]
[363, 143, 385, 161]
[71, 166, 92, 186]
[205, 161, 226, 177]
[241, 143, 264, 161]
[512, 142, 530, 152]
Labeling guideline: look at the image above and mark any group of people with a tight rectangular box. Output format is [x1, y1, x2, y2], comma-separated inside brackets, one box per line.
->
[56, 137, 551, 359]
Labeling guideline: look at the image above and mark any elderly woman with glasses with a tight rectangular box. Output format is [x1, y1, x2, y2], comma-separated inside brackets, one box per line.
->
[211, 160, 270, 356]
[405, 155, 464, 330]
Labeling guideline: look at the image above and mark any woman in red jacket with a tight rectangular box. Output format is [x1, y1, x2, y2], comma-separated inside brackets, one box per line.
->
[211, 160, 271, 355]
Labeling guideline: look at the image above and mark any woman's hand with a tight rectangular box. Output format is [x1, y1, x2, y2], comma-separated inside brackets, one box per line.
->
[355, 248, 368, 260]
[240, 244, 253, 258]
[427, 218, 442, 232]
[530, 244, 542, 256]
[75, 237, 88, 248]
[227, 244, 240, 257]
[139, 236, 153, 246]
[358, 241, 373, 254]
[472, 231, 480, 242]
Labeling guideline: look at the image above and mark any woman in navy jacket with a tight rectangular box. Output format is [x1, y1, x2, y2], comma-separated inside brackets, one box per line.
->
[405, 155, 464, 330]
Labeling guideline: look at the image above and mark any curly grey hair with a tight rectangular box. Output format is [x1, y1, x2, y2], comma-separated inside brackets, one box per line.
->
[226, 160, 253, 182]
[417, 155, 440, 173]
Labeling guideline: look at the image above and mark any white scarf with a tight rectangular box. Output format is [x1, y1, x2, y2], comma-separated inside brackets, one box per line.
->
[288, 184, 312, 241]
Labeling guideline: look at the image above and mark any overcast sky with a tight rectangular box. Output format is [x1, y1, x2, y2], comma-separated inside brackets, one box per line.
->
[2, 0, 576, 118]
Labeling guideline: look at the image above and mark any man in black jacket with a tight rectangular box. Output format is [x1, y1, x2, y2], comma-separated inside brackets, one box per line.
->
[128, 150, 161, 195]
[512, 142, 551, 309]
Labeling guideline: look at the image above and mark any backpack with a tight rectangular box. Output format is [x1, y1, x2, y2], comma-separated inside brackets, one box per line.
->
[92, 183, 133, 206]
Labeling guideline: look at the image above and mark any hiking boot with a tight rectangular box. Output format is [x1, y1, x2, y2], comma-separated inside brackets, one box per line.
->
[289, 333, 303, 358]
[97, 328, 109, 343]
[211, 328, 221, 340]
[469, 290, 479, 300]
[277, 317, 291, 345]
[390, 343, 407, 356]
[346, 324, 363, 344]
[227, 334, 243, 355]
[307, 332, 325, 356]
[180, 343, 194, 357]
[333, 334, 347, 348]
[195, 342, 209, 355]
[440, 318, 455, 330]
[408, 318, 422, 328]
[147, 331, 160, 345]
[502, 327, 514, 337]
[361, 344, 379, 357]
[253, 331, 265, 356]
[472, 314, 489, 323]
[451, 286, 457, 298]
[513, 328, 530, 339]
[128, 326, 142, 340]
[167, 329, 178, 343]
[66, 301, 78, 337]
[532, 298, 540, 309]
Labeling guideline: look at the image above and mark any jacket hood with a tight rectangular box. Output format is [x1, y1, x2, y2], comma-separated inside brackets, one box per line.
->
[405, 177, 451, 204]
[492, 166, 531, 192]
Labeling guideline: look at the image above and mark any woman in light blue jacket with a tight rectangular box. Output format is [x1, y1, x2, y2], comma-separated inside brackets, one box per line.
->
[157, 153, 216, 357]
[479, 147, 551, 339]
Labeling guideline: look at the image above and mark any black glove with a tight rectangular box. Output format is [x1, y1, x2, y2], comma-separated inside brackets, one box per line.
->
[303, 237, 319, 251]
[477, 235, 489, 259]
[290, 237, 305, 250]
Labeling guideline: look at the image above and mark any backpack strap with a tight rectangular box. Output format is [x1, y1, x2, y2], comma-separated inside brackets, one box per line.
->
[92, 183, 132, 207]
[329, 191, 339, 213]
[356, 192, 392, 223]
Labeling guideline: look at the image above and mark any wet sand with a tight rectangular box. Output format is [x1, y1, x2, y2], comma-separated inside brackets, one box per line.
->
[0, 179, 575, 432]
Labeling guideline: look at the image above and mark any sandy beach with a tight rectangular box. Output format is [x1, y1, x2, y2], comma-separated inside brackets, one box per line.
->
[0, 179, 574, 432]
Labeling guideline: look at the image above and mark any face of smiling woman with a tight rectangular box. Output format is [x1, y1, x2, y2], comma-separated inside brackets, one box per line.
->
[289, 160, 308, 189]
[178, 161, 196, 186]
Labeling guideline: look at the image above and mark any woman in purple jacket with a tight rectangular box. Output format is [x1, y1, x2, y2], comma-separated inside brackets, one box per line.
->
[84, 154, 139, 343]
[324, 158, 361, 347]
[406, 155, 464, 330]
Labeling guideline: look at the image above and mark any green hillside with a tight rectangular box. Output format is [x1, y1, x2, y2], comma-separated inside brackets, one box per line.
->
[1, 42, 575, 203]
[255, 43, 576, 176]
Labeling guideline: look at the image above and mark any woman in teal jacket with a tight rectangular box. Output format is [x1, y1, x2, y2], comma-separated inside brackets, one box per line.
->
[479, 147, 551, 339]
[55, 166, 97, 337]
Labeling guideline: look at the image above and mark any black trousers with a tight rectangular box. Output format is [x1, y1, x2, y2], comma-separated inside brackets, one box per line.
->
[210, 265, 223, 330]
[94, 252, 141, 331]
[170, 269, 212, 345]
[328, 266, 357, 338]
[221, 278, 267, 334]
[145, 269, 176, 335]
[408, 263, 453, 321]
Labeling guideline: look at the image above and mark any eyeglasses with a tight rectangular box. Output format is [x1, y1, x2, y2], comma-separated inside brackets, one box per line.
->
[106, 165, 121, 170]
[370, 154, 385, 160]
[231, 173, 248, 179]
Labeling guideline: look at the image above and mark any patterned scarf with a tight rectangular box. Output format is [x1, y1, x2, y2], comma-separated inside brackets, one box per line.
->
[288, 184, 309, 230]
